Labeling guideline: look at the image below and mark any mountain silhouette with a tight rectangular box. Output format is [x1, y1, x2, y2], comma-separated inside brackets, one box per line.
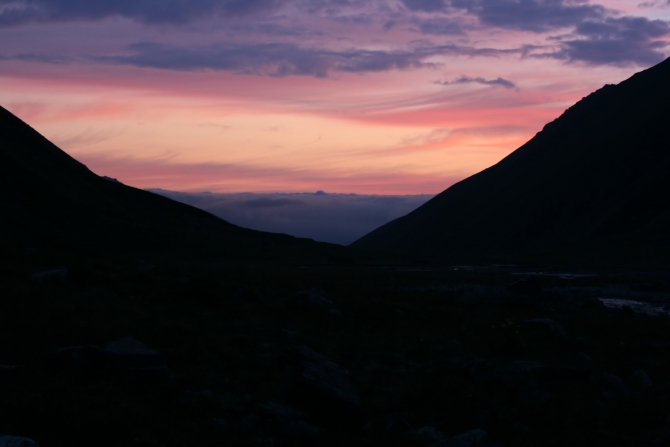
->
[0, 106, 340, 263]
[352, 57, 670, 267]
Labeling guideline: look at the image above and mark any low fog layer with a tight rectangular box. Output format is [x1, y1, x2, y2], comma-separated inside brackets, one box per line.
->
[149, 189, 433, 245]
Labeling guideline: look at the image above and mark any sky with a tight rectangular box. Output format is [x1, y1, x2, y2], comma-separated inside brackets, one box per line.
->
[1, 0, 669, 195]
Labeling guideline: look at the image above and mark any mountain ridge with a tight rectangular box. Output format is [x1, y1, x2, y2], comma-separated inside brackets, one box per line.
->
[351, 57, 670, 267]
[0, 106, 344, 265]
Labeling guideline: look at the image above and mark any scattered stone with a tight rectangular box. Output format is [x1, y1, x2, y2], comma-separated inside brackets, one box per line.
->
[104, 337, 170, 380]
[394, 362, 421, 376]
[258, 402, 323, 438]
[519, 388, 553, 408]
[211, 418, 229, 431]
[283, 344, 361, 419]
[47, 345, 113, 376]
[429, 356, 492, 378]
[522, 318, 566, 339]
[507, 276, 542, 296]
[480, 361, 546, 381]
[410, 426, 446, 445]
[382, 413, 411, 438]
[178, 390, 228, 414]
[294, 288, 334, 310]
[544, 364, 591, 381]
[280, 329, 301, 343]
[29, 268, 67, 284]
[0, 436, 39, 447]
[363, 363, 390, 374]
[234, 414, 263, 433]
[631, 370, 653, 390]
[430, 429, 487, 447]
[80, 287, 114, 298]
[577, 353, 596, 369]
[600, 373, 633, 399]
[172, 276, 190, 285]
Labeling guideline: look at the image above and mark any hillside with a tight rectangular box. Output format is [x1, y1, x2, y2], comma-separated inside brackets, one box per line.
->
[352, 57, 670, 267]
[0, 106, 343, 266]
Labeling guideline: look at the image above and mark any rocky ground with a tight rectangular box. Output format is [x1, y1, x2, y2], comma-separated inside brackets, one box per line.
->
[2, 259, 670, 446]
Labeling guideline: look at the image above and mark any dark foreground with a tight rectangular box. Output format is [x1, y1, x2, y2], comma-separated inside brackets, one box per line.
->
[3, 258, 670, 447]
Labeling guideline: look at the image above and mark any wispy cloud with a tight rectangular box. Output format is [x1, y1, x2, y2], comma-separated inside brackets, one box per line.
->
[436, 75, 517, 88]
[0, 0, 283, 26]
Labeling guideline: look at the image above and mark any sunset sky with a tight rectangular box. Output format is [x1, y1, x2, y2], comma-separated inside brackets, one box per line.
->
[1, 0, 669, 194]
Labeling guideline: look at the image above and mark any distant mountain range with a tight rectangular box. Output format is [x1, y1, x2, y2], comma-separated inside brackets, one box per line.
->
[353, 57, 670, 268]
[0, 106, 343, 265]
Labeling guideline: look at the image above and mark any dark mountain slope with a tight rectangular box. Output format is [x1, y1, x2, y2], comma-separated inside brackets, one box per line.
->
[352, 57, 670, 267]
[0, 106, 342, 264]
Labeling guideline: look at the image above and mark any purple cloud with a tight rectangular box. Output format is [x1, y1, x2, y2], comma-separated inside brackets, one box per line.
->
[0, 0, 282, 26]
[553, 16, 670, 65]
[101, 42, 438, 77]
[437, 75, 517, 88]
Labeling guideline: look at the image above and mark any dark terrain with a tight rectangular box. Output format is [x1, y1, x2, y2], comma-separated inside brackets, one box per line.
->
[353, 56, 670, 268]
[3, 59, 670, 447]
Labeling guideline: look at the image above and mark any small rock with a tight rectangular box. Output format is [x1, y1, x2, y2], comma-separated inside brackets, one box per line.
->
[429, 356, 491, 377]
[47, 345, 113, 376]
[178, 390, 228, 413]
[294, 288, 334, 310]
[631, 370, 653, 390]
[172, 276, 190, 285]
[577, 353, 595, 369]
[104, 337, 170, 380]
[258, 402, 322, 437]
[234, 414, 263, 433]
[411, 426, 446, 444]
[29, 268, 67, 284]
[280, 329, 301, 343]
[80, 287, 114, 298]
[507, 276, 542, 296]
[430, 429, 487, 447]
[522, 318, 566, 339]
[0, 436, 39, 447]
[544, 364, 591, 381]
[283, 344, 361, 419]
[480, 361, 545, 381]
[600, 373, 633, 399]
[211, 417, 229, 431]
[382, 413, 411, 438]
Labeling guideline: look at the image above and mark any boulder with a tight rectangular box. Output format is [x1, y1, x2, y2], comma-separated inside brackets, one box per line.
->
[258, 402, 323, 437]
[46, 345, 113, 376]
[507, 276, 542, 296]
[29, 268, 67, 284]
[631, 370, 653, 390]
[283, 344, 361, 419]
[178, 390, 228, 414]
[103, 337, 170, 380]
[479, 361, 546, 382]
[0, 436, 39, 447]
[411, 426, 447, 445]
[522, 318, 566, 339]
[430, 429, 487, 447]
[294, 288, 334, 310]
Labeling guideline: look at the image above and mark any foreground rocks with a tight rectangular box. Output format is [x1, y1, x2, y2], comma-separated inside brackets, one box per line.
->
[0, 436, 38, 447]
[46, 337, 170, 381]
[281, 344, 362, 420]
